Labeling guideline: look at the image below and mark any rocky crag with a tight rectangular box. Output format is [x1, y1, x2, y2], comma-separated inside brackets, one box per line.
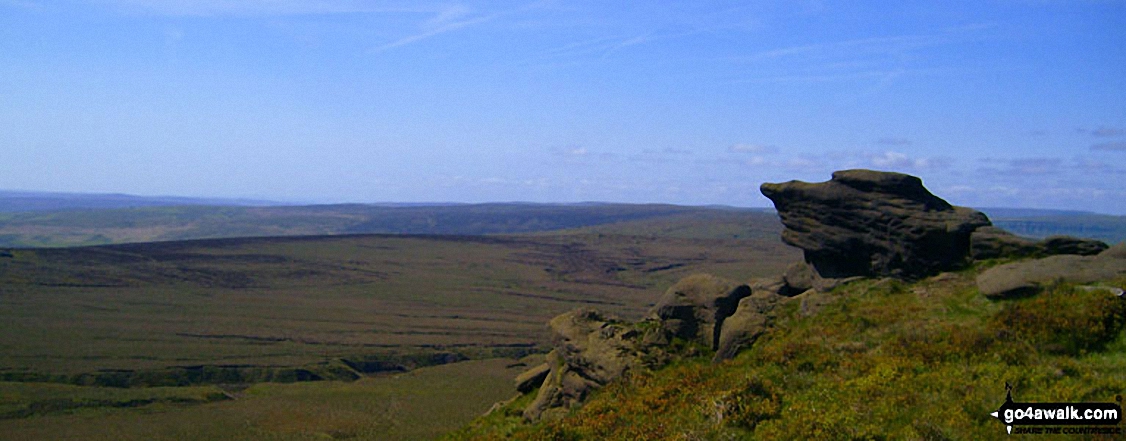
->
[511, 169, 1122, 421]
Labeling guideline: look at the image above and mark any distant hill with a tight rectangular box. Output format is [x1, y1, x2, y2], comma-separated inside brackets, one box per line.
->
[1, 195, 1122, 248]
[0, 202, 770, 248]
[0, 190, 279, 212]
[978, 207, 1126, 244]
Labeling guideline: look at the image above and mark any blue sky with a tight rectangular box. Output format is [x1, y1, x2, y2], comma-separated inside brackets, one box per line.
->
[2, 1, 1124, 213]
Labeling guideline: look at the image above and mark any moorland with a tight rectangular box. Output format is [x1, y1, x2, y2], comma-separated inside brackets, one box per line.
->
[1, 197, 1124, 440]
[0, 205, 795, 440]
[2, 193, 1125, 248]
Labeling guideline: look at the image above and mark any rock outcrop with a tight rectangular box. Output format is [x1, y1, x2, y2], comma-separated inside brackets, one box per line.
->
[976, 242, 1126, 299]
[713, 291, 783, 361]
[969, 226, 1040, 260]
[1040, 236, 1110, 256]
[519, 275, 772, 421]
[648, 274, 751, 350]
[522, 309, 660, 421]
[511, 169, 1120, 422]
[971, 226, 1108, 260]
[761, 169, 992, 280]
[514, 363, 550, 394]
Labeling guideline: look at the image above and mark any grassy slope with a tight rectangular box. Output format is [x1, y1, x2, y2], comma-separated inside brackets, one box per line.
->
[451, 267, 1126, 440]
[0, 358, 523, 441]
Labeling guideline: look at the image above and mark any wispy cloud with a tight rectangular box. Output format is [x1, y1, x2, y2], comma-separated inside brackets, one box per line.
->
[373, 6, 496, 52]
[1077, 126, 1124, 137]
[627, 147, 695, 164]
[1091, 141, 1126, 152]
[868, 151, 948, 170]
[729, 143, 777, 154]
[91, 0, 408, 16]
[739, 33, 949, 64]
[564, 147, 587, 157]
[876, 137, 912, 146]
[731, 24, 995, 87]
[1074, 158, 1124, 174]
[372, 1, 546, 53]
[978, 157, 1064, 176]
[1, 0, 44, 9]
[549, 146, 614, 164]
[540, 29, 698, 62]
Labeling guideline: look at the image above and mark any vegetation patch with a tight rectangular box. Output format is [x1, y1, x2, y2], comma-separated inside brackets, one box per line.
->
[451, 272, 1126, 440]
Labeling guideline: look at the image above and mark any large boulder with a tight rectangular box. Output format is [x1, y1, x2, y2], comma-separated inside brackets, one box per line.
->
[761, 169, 991, 279]
[977, 242, 1126, 299]
[1040, 236, 1109, 256]
[522, 309, 652, 421]
[713, 292, 783, 361]
[648, 274, 751, 349]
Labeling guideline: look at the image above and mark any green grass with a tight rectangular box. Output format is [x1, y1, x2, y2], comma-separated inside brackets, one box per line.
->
[0, 358, 524, 441]
[450, 271, 1126, 440]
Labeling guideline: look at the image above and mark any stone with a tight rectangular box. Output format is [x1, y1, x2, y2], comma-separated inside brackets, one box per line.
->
[514, 362, 551, 394]
[648, 274, 751, 349]
[971, 227, 1109, 260]
[1040, 236, 1109, 256]
[976, 242, 1126, 299]
[713, 292, 783, 361]
[970, 226, 1040, 260]
[522, 309, 646, 421]
[782, 261, 815, 295]
[761, 169, 992, 279]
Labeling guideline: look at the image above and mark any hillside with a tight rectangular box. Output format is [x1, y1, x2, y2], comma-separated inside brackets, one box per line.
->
[0, 219, 793, 379]
[451, 269, 1126, 439]
[987, 212, 1126, 244]
[451, 170, 1126, 440]
[0, 211, 799, 439]
[2, 202, 1123, 249]
[0, 203, 761, 248]
[0, 190, 280, 212]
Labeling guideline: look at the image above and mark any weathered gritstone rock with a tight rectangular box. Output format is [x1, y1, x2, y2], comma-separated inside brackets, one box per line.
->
[514, 362, 550, 394]
[510, 170, 1118, 421]
[1040, 236, 1109, 256]
[648, 274, 751, 350]
[761, 169, 991, 280]
[970, 226, 1041, 260]
[713, 292, 784, 361]
[971, 226, 1108, 260]
[522, 309, 658, 421]
[977, 242, 1126, 299]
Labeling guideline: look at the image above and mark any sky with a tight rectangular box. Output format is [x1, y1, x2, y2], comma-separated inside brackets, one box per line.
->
[1, 1, 1125, 213]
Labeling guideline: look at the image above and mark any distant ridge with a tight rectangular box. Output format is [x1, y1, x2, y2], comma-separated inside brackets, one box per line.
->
[978, 207, 1126, 243]
[977, 207, 1101, 218]
[0, 190, 281, 212]
[0, 202, 773, 248]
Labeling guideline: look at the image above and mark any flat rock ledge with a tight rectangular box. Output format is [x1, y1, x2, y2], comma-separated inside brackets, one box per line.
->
[977, 242, 1126, 299]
